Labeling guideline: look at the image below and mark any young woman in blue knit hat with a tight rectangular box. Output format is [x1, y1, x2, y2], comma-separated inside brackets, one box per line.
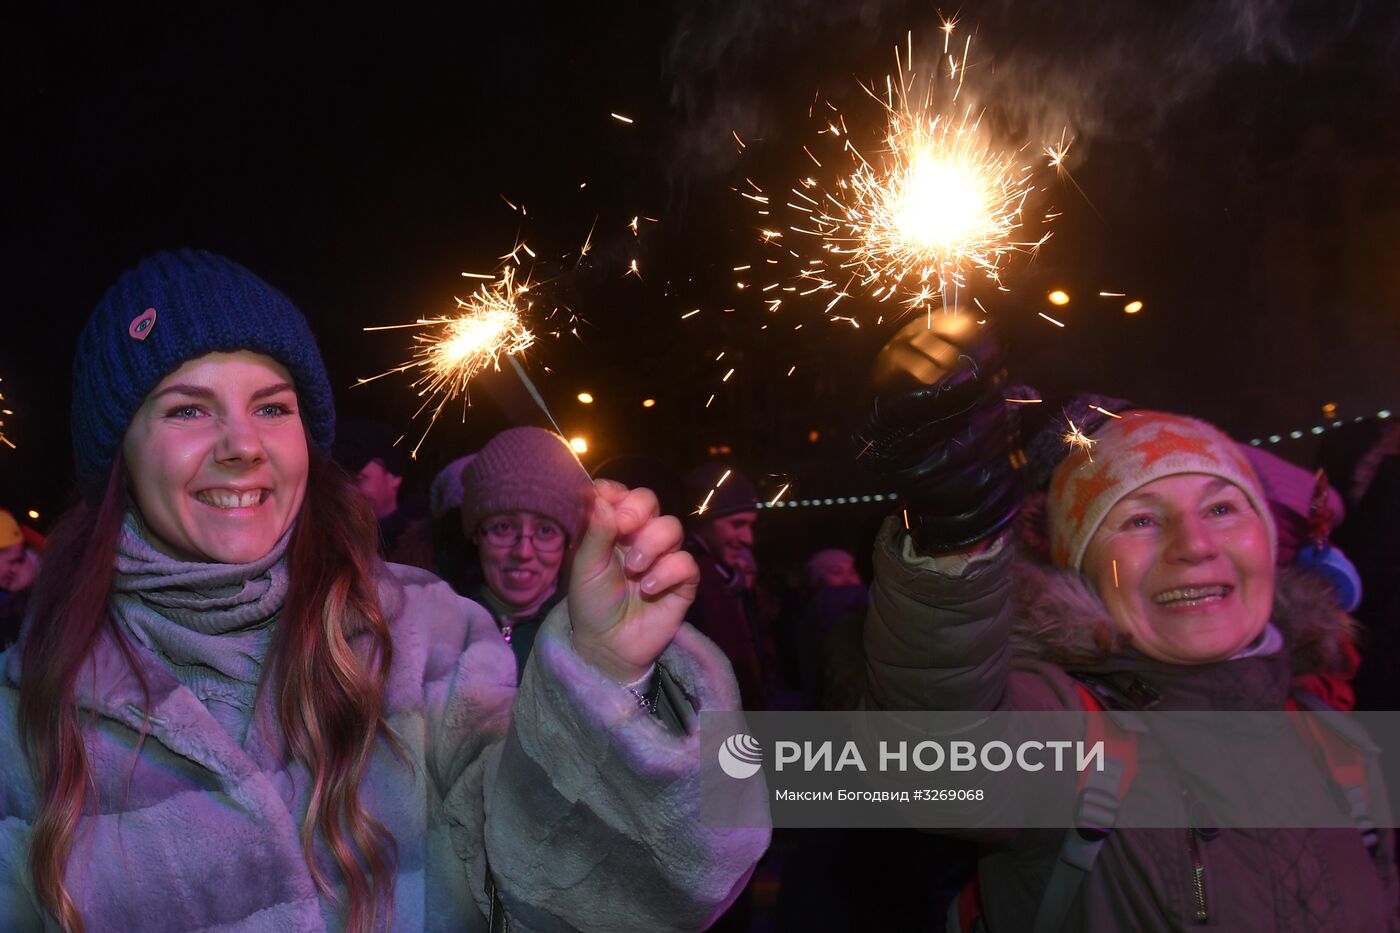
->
[0, 250, 768, 932]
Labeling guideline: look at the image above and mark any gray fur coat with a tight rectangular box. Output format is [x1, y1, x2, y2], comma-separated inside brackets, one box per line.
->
[0, 562, 769, 931]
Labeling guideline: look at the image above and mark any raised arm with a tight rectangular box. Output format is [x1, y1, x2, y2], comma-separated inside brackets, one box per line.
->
[857, 311, 1027, 712]
[428, 481, 769, 931]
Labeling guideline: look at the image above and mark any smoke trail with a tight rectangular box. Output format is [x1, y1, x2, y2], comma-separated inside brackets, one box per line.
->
[663, 0, 1382, 180]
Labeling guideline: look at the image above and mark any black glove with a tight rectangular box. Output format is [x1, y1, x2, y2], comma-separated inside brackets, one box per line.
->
[858, 310, 1025, 553]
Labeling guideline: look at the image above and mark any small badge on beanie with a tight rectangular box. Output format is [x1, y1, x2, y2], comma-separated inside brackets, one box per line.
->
[128, 307, 157, 341]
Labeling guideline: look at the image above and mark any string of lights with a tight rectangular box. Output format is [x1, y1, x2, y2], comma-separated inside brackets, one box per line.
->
[1247, 408, 1391, 447]
[757, 493, 899, 510]
[757, 407, 1395, 509]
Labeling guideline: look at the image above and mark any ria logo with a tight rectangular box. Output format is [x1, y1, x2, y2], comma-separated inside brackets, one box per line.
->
[718, 734, 763, 780]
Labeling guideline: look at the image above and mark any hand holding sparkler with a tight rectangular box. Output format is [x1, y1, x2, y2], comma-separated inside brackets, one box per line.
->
[859, 310, 1026, 553]
[569, 481, 699, 685]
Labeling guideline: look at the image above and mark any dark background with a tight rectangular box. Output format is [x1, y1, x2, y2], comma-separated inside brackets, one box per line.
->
[3, 1, 1398, 561]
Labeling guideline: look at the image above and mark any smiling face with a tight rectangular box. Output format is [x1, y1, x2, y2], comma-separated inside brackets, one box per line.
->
[473, 510, 566, 614]
[1081, 473, 1275, 665]
[697, 511, 757, 574]
[121, 351, 309, 564]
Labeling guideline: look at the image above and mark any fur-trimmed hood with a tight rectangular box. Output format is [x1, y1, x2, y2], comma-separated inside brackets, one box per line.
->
[1009, 556, 1359, 680]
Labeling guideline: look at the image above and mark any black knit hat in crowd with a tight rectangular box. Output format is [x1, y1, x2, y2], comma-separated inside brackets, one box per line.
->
[332, 418, 407, 477]
[71, 249, 336, 496]
[682, 462, 758, 523]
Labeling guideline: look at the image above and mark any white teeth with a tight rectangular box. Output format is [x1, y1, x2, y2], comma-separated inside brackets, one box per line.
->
[196, 489, 265, 509]
[1154, 585, 1231, 605]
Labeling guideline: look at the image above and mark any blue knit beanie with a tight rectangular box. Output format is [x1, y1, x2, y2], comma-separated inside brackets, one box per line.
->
[72, 249, 336, 496]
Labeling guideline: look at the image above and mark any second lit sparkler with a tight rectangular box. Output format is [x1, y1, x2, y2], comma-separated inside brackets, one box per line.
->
[744, 22, 1062, 320]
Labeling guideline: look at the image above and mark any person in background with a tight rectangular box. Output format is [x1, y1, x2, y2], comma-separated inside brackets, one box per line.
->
[1241, 443, 1364, 708]
[805, 548, 862, 590]
[430, 454, 475, 522]
[682, 462, 780, 712]
[458, 427, 593, 679]
[797, 548, 866, 711]
[331, 418, 426, 556]
[390, 453, 475, 577]
[1334, 420, 1400, 710]
[0, 509, 43, 650]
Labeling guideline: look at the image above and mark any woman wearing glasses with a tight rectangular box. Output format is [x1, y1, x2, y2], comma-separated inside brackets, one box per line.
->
[0, 252, 766, 931]
[457, 427, 592, 679]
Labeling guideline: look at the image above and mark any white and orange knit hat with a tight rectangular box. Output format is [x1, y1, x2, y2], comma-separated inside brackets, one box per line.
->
[1046, 411, 1277, 571]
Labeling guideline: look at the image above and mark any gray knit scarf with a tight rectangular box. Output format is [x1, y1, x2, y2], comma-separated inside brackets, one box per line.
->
[110, 513, 291, 738]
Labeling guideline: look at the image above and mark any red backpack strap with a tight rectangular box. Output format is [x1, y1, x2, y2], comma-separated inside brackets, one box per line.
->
[1287, 690, 1381, 854]
[951, 683, 1147, 933]
[947, 874, 987, 933]
[1072, 682, 1139, 801]
[1025, 683, 1143, 933]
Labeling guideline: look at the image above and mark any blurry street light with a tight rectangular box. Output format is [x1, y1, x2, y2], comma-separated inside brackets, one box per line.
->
[569, 436, 588, 454]
[577, 392, 594, 404]
[1047, 290, 1070, 306]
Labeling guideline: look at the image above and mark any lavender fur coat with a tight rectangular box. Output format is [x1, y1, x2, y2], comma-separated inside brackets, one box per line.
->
[0, 559, 768, 931]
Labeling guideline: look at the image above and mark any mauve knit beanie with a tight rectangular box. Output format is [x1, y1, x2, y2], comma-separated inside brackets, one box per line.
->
[71, 249, 335, 497]
[460, 427, 593, 541]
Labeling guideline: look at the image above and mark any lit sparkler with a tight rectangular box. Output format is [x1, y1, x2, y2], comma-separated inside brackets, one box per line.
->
[0, 379, 14, 450]
[360, 266, 536, 455]
[694, 468, 733, 516]
[1062, 417, 1097, 460]
[746, 23, 1058, 318]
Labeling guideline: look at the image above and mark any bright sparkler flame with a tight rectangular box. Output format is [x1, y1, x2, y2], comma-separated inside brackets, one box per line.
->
[1062, 417, 1097, 460]
[0, 378, 14, 450]
[430, 303, 533, 383]
[361, 266, 536, 455]
[851, 112, 1031, 294]
[750, 24, 1057, 317]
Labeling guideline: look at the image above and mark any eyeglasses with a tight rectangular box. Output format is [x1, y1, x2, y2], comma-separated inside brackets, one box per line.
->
[479, 518, 567, 553]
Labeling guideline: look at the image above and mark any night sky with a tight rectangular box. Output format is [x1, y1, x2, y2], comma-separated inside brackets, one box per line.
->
[4, 1, 1399, 545]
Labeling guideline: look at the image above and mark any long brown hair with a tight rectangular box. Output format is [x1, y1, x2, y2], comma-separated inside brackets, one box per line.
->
[20, 448, 400, 932]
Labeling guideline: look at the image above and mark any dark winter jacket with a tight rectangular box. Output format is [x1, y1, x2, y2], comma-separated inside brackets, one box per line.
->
[465, 579, 567, 682]
[684, 538, 777, 712]
[864, 516, 1400, 932]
